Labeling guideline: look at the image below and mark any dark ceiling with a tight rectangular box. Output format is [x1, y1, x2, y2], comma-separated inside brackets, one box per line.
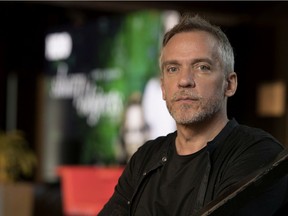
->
[36, 1, 286, 25]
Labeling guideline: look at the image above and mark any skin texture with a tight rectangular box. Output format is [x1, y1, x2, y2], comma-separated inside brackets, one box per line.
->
[160, 31, 238, 155]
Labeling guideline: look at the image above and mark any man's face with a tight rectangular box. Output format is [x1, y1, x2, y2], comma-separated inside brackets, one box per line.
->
[160, 31, 231, 125]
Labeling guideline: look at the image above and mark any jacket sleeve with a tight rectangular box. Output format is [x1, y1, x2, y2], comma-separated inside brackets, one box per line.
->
[214, 138, 287, 215]
[98, 154, 138, 216]
[235, 176, 288, 216]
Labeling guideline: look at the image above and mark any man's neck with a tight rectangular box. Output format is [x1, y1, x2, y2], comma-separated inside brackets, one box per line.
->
[175, 116, 229, 155]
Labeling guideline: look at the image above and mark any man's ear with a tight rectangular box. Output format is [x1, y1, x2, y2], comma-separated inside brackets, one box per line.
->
[225, 72, 238, 97]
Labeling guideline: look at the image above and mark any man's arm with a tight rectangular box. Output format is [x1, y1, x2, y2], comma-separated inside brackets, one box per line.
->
[197, 148, 288, 216]
[98, 157, 137, 215]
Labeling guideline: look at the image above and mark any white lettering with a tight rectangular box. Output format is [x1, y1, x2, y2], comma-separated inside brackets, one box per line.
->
[50, 63, 124, 126]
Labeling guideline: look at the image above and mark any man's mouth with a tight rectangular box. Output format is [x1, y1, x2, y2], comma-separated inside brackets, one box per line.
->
[175, 96, 198, 101]
[173, 94, 200, 102]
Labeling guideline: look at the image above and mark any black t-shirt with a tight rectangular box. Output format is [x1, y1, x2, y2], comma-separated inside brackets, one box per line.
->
[134, 140, 210, 216]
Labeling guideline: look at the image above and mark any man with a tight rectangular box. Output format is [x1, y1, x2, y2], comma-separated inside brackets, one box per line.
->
[99, 14, 287, 215]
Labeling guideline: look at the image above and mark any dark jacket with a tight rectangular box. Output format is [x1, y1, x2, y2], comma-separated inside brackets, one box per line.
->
[99, 119, 287, 215]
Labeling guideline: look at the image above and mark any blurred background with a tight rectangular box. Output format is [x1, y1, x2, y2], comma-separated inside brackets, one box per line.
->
[0, 1, 288, 215]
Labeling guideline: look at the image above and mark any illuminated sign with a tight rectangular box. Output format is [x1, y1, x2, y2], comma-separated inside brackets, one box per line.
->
[50, 63, 124, 126]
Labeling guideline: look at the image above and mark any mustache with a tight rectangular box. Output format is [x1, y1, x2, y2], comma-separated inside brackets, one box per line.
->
[171, 90, 202, 101]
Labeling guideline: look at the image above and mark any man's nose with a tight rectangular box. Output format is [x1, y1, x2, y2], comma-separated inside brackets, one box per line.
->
[178, 69, 195, 88]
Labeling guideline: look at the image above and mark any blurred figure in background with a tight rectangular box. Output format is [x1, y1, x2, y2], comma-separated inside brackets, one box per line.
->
[120, 92, 149, 162]
[142, 77, 176, 140]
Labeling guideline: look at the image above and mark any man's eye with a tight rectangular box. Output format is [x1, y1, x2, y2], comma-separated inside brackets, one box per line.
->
[167, 67, 178, 73]
[198, 65, 211, 71]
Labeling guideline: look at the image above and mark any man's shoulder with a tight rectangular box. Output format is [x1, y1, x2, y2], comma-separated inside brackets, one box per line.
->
[212, 121, 284, 162]
[234, 123, 283, 148]
[138, 131, 176, 153]
[128, 132, 176, 173]
[220, 122, 285, 161]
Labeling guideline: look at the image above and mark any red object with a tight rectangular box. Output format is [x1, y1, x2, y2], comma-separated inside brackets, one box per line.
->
[57, 166, 124, 216]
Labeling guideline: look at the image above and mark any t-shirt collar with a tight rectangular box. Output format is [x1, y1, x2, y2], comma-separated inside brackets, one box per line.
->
[206, 118, 238, 153]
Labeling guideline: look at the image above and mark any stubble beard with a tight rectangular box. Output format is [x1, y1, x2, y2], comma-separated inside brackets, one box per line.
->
[166, 92, 225, 125]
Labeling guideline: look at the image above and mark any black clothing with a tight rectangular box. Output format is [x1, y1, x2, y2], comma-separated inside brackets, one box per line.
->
[134, 142, 208, 216]
[98, 119, 287, 216]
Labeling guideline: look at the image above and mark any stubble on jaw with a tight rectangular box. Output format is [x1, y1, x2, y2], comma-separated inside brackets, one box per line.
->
[166, 90, 225, 125]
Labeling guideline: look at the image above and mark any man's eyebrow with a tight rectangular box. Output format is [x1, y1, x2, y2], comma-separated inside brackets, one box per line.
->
[162, 60, 181, 66]
[191, 58, 213, 65]
[161, 60, 181, 69]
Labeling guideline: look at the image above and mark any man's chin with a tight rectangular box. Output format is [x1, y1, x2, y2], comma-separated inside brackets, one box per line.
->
[173, 116, 200, 125]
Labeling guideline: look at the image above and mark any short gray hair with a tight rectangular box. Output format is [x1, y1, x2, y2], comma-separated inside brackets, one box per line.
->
[161, 14, 234, 75]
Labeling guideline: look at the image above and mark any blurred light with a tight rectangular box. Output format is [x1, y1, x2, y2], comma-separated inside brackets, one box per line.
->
[257, 81, 286, 117]
[6, 73, 18, 131]
[163, 10, 180, 33]
[45, 32, 72, 61]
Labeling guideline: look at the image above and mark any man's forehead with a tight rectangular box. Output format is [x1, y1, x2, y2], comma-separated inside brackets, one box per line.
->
[161, 33, 220, 59]
[164, 30, 217, 46]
